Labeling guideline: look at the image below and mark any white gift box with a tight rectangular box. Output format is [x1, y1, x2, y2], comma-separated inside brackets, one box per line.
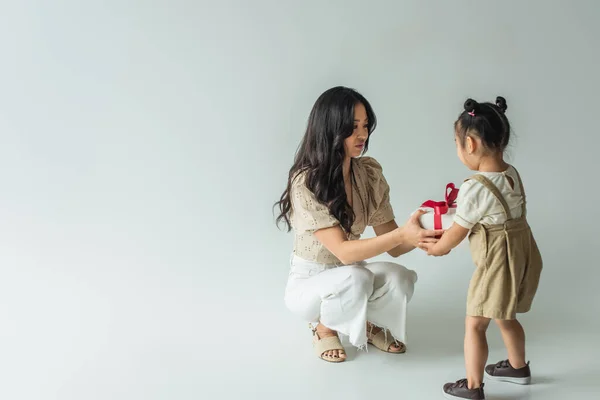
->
[415, 183, 460, 231]
[417, 207, 456, 230]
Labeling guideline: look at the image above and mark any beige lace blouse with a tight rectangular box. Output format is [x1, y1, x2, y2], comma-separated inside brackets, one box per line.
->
[290, 157, 395, 264]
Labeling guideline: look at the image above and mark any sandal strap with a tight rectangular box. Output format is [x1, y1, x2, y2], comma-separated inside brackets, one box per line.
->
[369, 329, 400, 352]
[313, 335, 345, 357]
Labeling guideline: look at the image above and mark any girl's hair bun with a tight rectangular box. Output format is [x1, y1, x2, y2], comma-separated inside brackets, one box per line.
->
[464, 98, 479, 115]
[495, 96, 507, 113]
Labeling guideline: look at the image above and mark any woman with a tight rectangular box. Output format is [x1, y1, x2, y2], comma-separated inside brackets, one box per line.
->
[275, 86, 442, 363]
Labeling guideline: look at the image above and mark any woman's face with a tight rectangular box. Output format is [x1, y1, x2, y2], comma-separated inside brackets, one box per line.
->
[344, 103, 369, 159]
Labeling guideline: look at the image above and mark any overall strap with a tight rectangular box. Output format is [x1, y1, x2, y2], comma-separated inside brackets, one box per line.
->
[511, 167, 527, 217]
[469, 174, 513, 220]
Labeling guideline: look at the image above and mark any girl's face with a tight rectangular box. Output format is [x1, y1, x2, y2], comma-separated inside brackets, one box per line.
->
[344, 103, 369, 159]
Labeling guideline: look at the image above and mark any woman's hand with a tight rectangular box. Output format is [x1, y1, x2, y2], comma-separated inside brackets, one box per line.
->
[417, 223, 470, 257]
[402, 210, 444, 248]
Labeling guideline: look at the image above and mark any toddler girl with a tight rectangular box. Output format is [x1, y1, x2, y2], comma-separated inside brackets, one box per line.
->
[419, 97, 543, 400]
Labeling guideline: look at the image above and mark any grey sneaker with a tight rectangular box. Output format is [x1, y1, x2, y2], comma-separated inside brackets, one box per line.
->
[484, 359, 531, 385]
[442, 379, 485, 400]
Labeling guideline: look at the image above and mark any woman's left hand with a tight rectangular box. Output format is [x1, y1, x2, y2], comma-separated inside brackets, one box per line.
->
[417, 223, 469, 257]
[402, 210, 444, 248]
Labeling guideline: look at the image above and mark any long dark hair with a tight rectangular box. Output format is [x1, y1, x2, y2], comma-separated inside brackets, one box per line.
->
[455, 97, 510, 152]
[274, 86, 377, 232]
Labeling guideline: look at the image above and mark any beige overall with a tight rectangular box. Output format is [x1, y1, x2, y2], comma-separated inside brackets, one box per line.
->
[466, 172, 543, 320]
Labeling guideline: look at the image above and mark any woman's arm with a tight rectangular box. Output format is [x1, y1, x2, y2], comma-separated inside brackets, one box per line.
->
[373, 220, 415, 257]
[314, 210, 442, 264]
[417, 223, 469, 256]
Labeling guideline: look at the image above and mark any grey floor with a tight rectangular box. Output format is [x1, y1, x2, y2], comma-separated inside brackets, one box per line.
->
[207, 305, 599, 400]
[2, 248, 598, 400]
[200, 246, 600, 400]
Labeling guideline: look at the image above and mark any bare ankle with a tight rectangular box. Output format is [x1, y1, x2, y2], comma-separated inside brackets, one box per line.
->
[509, 359, 527, 369]
[316, 323, 336, 335]
[467, 379, 482, 389]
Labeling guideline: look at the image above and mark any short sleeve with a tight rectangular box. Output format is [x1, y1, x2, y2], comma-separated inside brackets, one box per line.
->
[360, 157, 395, 226]
[454, 180, 487, 229]
[291, 175, 340, 232]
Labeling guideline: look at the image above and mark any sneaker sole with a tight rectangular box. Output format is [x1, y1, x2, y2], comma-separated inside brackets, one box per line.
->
[484, 371, 531, 385]
[442, 388, 484, 400]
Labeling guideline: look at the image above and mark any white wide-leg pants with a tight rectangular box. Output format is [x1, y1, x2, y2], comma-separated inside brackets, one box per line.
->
[284, 255, 418, 348]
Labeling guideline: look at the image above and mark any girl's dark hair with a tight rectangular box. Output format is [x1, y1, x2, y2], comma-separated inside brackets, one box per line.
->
[455, 96, 510, 152]
[274, 86, 377, 232]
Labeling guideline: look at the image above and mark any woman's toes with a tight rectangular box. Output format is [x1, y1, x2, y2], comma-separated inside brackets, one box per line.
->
[321, 349, 346, 361]
[333, 350, 345, 359]
[389, 342, 405, 352]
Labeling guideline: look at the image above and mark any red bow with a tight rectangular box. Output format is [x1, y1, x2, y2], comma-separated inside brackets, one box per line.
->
[421, 183, 459, 230]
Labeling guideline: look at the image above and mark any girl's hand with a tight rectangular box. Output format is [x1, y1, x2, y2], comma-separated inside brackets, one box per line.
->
[418, 242, 450, 256]
[403, 210, 444, 248]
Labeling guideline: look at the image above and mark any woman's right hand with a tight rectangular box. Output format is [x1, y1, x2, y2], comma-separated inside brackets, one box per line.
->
[401, 210, 444, 248]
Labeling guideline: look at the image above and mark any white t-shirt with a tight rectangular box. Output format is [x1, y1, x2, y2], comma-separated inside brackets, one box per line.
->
[454, 165, 525, 229]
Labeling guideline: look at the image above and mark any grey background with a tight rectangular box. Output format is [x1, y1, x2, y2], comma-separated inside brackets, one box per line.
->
[0, 1, 598, 399]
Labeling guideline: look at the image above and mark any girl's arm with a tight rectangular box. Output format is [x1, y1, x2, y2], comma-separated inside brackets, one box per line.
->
[417, 223, 469, 256]
[314, 210, 442, 265]
[373, 220, 415, 257]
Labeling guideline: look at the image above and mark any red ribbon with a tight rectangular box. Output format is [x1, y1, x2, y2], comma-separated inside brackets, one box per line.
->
[420, 183, 459, 229]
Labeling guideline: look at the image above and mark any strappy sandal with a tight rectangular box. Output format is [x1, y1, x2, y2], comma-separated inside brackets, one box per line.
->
[367, 327, 406, 354]
[310, 324, 346, 363]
